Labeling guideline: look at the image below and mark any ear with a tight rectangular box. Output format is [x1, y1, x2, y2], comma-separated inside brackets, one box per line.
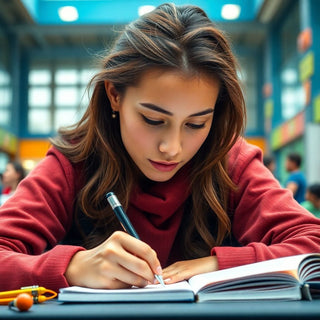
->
[104, 80, 121, 112]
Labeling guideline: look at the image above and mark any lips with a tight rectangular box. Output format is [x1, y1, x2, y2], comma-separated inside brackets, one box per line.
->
[149, 160, 179, 172]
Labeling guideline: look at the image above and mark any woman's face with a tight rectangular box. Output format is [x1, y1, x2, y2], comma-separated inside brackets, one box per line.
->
[106, 69, 220, 182]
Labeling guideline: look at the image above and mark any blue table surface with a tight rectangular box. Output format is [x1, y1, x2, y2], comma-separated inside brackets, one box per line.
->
[1, 299, 320, 319]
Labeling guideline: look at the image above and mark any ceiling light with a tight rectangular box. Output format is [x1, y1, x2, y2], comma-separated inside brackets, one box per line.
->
[138, 5, 155, 16]
[221, 4, 241, 20]
[58, 6, 79, 22]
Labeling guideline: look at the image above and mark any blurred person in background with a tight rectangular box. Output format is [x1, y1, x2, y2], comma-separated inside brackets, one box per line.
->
[0, 161, 26, 205]
[263, 155, 276, 175]
[284, 152, 307, 203]
[301, 184, 320, 218]
[0, 173, 3, 194]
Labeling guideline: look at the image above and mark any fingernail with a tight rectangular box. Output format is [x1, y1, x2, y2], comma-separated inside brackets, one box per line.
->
[156, 266, 162, 275]
[164, 278, 171, 283]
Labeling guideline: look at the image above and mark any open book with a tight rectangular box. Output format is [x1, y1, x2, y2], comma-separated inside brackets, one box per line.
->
[58, 253, 320, 302]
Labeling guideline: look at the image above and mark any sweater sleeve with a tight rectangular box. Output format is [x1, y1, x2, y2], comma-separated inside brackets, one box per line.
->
[0, 147, 85, 292]
[212, 139, 320, 270]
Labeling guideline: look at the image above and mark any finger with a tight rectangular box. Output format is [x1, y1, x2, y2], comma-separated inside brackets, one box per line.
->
[114, 231, 163, 278]
[162, 262, 181, 279]
[96, 256, 149, 289]
[162, 270, 186, 284]
[162, 261, 192, 283]
[114, 250, 155, 285]
[104, 278, 132, 290]
[162, 257, 218, 284]
[112, 263, 149, 288]
[105, 232, 158, 283]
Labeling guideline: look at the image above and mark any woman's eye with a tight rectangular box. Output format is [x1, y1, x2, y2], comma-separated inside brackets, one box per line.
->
[186, 123, 205, 129]
[142, 115, 164, 126]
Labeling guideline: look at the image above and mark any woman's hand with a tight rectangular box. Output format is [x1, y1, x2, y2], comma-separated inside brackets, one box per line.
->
[162, 256, 218, 284]
[65, 231, 162, 289]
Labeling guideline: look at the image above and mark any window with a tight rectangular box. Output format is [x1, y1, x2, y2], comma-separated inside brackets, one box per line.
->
[238, 56, 258, 131]
[0, 69, 12, 127]
[28, 61, 98, 135]
[280, 2, 303, 120]
[0, 34, 12, 128]
[28, 68, 52, 134]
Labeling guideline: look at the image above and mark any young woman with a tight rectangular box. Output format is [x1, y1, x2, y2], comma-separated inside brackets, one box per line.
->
[1, 3, 320, 293]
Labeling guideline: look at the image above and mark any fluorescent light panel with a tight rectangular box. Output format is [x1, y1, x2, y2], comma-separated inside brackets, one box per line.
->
[58, 6, 79, 22]
[221, 4, 241, 20]
[138, 5, 155, 16]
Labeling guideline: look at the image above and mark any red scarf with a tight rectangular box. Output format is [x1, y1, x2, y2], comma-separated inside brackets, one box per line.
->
[127, 166, 191, 266]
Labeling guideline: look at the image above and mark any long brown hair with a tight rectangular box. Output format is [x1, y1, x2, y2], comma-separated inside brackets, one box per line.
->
[51, 3, 246, 257]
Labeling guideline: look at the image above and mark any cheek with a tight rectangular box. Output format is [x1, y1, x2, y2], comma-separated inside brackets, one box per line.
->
[120, 117, 153, 152]
[195, 125, 212, 148]
[196, 132, 209, 149]
[185, 130, 210, 157]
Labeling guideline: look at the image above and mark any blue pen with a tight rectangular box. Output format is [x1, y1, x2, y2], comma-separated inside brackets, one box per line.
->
[106, 192, 165, 286]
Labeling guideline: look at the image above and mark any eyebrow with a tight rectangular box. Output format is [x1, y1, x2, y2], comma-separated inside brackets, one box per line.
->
[140, 103, 214, 117]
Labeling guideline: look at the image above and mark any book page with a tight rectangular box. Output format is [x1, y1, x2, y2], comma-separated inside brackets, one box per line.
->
[188, 254, 311, 294]
[60, 280, 192, 295]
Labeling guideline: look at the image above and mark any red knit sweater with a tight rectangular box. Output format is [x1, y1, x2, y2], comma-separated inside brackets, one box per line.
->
[0, 139, 320, 292]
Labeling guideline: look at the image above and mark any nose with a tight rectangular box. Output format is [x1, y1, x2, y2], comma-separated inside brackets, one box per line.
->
[158, 129, 182, 158]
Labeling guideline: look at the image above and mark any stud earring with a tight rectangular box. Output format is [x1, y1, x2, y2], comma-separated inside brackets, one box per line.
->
[111, 110, 117, 119]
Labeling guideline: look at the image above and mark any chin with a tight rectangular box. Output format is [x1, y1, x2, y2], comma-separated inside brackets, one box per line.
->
[144, 171, 176, 183]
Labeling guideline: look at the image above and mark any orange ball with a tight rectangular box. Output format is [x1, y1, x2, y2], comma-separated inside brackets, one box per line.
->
[14, 293, 33, 311]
